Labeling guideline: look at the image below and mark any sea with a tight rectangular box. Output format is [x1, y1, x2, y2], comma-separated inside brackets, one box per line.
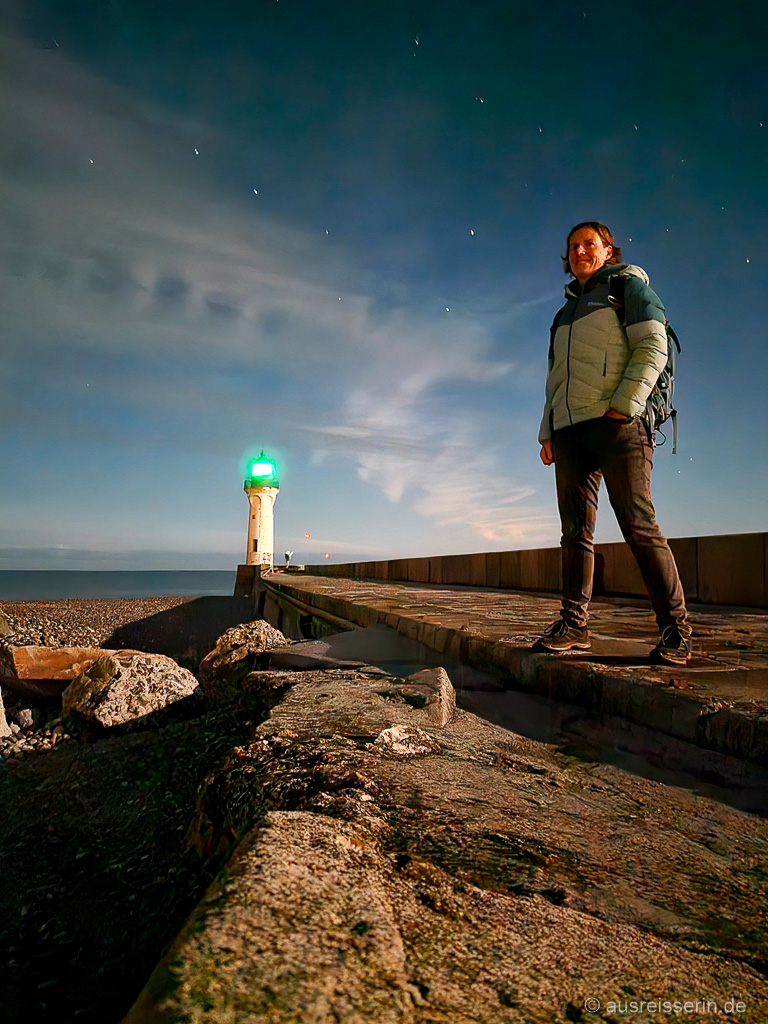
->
[0, 571, 237, 601]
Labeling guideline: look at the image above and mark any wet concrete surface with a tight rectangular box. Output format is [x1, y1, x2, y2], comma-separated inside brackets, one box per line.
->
[262, 574, 768, 770]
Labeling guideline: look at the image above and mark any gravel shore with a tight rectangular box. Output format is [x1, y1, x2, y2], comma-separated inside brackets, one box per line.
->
[1, 596, 194, 648]
[1, 597, 195, 762]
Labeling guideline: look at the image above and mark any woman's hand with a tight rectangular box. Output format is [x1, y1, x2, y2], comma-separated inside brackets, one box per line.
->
[540, 440, 554, 465]
[604, 408, 629, 420]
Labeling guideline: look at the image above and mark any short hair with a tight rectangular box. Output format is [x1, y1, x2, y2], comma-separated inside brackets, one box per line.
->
[562, 221, 623, 274]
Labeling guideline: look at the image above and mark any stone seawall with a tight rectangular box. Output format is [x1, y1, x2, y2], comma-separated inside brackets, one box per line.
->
[3, 598, 767, 1022]
[296, 531, 768, 608]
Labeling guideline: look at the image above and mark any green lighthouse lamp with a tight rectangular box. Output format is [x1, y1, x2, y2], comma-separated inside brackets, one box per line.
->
[244, 451, 280, 569]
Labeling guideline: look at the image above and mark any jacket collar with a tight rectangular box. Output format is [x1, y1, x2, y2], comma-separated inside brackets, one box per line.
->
[564, 262, 628, 299]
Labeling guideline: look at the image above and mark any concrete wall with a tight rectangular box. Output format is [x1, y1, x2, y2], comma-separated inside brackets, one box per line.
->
[303, 532, 768, 608]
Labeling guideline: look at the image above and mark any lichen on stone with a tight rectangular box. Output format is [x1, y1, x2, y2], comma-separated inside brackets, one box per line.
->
[84, 654, 119, 690]
[64, 655, 119, 708]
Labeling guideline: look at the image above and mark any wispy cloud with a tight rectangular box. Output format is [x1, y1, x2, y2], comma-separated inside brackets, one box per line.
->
[297, 308, 555, 543]
[0, 30, 555, 557]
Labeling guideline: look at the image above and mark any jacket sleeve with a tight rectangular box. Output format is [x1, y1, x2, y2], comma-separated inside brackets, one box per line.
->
[538, 310, 561, 443]
[610, 276, 668, 417]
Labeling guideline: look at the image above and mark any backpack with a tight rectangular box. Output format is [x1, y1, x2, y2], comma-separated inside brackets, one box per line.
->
[608, 275, 681, 453]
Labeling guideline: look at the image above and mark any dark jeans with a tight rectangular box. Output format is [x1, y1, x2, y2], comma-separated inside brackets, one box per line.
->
[552, 416, 689, 632]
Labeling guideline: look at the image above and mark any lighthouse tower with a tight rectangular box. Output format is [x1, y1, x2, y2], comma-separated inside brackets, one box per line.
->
[244, 452, 279, 569]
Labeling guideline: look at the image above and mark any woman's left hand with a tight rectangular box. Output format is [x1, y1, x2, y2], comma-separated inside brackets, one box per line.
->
[540, 441, 554, 465]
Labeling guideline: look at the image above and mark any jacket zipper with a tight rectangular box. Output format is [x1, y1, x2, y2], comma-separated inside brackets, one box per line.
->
[564, 284, 582, 424]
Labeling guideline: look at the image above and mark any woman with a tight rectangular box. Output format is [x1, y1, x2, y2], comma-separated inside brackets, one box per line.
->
[535, 221, 691, 664]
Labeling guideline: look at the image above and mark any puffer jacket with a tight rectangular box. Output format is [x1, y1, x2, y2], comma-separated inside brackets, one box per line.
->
[538, 263, 668, 443]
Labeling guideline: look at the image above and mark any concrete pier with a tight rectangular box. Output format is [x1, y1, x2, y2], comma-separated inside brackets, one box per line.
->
[256, 572, 768, 767]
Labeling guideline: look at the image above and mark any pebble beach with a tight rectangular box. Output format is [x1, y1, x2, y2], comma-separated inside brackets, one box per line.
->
[1, 596, 193, 647]
[0, 597, 194, 762]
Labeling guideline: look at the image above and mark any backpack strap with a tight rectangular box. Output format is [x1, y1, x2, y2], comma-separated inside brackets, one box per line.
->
[607, 274, 626, 324]
[547, 309, 561, 362]
[666, 321, 682, 355]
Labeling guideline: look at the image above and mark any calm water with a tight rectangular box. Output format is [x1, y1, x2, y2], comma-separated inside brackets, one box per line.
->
[0, 571, 236, 601]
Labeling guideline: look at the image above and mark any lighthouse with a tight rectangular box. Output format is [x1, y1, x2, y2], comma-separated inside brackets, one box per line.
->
[244, 452, 279, 569]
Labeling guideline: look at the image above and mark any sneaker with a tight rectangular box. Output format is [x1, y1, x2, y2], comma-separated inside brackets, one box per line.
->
[533, 619, 590, 652]
[650, 625, 692, 665]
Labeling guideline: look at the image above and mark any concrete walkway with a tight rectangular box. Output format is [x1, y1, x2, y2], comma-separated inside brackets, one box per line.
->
[263, 572, 768, 767]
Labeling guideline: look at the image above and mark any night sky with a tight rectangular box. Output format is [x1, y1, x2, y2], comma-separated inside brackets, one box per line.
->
[1, 0, 766, 569]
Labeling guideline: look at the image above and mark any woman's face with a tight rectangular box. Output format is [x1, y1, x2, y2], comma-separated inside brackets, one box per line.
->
[568, 226, 613, 283]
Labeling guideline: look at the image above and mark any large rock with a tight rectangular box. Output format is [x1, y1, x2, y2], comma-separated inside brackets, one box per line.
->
[7, 702, 36, 730]
[0, 694, 10, 738]
[61, 650, 201, 727]
[376, 667, 456, 728]
[249, 665, 457, 741]
[0, 646, 111, 700]
[126, 805, 767, 1023]
[124, 667, 768, 1021]
[373, 723, 442, 757]
[0, 608, 12, 639]
[198, 620, 289, 698]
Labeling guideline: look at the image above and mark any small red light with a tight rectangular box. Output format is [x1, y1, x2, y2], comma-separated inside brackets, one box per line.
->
[324, 553, 330, 559]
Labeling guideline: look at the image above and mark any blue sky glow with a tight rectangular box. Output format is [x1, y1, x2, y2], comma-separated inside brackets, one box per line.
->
[1, 0, 766, 569]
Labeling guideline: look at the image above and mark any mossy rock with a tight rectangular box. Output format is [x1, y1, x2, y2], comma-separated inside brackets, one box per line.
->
[63, 655, 119, 708]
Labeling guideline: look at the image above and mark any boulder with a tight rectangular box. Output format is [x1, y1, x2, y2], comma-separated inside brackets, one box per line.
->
[61, 650, 201, 728]
[198, 620, 288, 698]
[123, 812, 425, 1024]
[0, 694, 10, 738]
[0, 646, 109, 700]
[373, 723, 442, 757]
[376, 667, 455, 728]
[125, 801, 768, 1023]
[248, 665, 457, 743]
[4, 699, 37, 731]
